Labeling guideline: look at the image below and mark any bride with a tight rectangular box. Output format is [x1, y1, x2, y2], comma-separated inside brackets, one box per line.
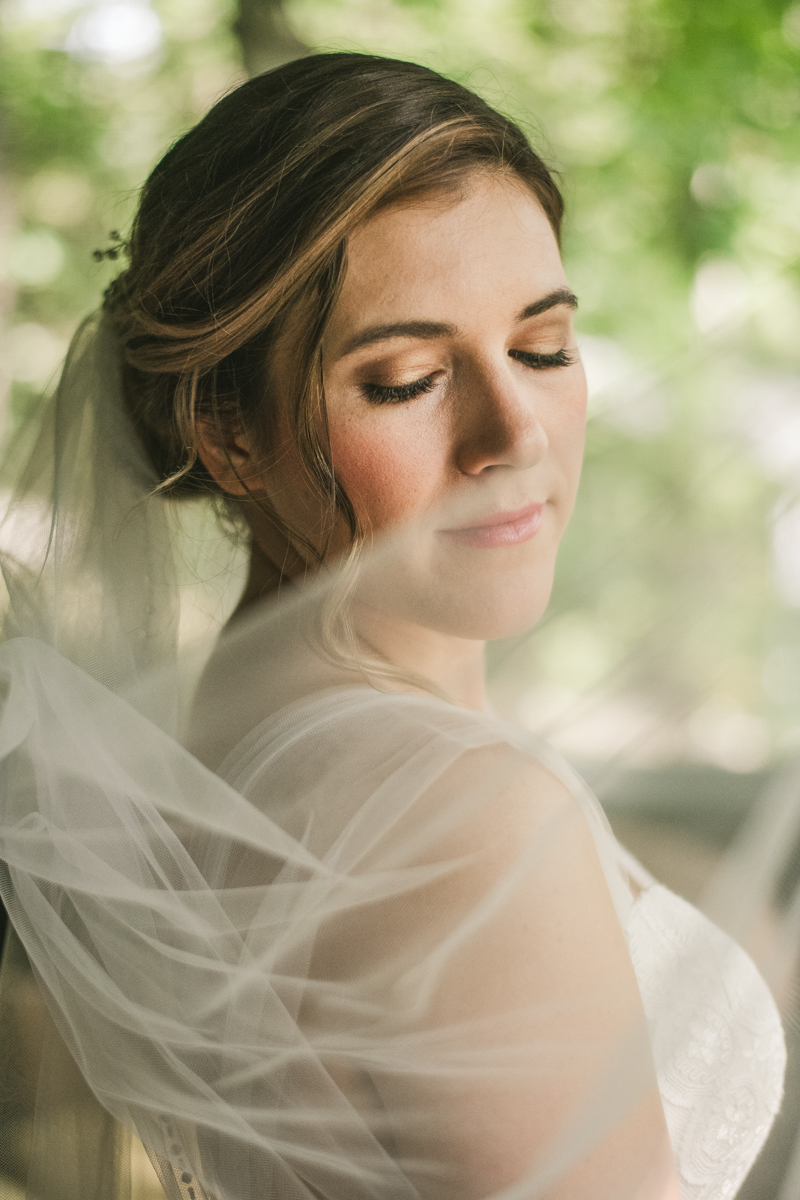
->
[0, 52, 786, 1200]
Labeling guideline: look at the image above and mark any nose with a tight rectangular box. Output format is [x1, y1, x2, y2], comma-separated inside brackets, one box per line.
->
[453, 357, 549, 476]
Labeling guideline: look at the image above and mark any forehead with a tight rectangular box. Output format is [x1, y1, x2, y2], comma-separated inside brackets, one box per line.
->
[336, 173, 565, 322]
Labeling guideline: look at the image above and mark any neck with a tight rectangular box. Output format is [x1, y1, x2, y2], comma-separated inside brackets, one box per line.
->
[234, 540, 488, 712]
[354, 604, 487, 711]
[230, 540, 285, 619]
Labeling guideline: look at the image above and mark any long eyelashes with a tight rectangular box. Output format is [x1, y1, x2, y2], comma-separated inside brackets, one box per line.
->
[362, 375, 437, 405]
[508, 348, 575, 369]
[362, 348, 575, 405]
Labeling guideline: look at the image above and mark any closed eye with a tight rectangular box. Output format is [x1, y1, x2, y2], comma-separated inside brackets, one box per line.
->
[509, 348, 575, 369]
[362, 374, 437, 405]
[361, 348, 573, 404]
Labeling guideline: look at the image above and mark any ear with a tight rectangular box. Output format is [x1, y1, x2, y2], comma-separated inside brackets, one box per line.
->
[195, 420, 262, 497]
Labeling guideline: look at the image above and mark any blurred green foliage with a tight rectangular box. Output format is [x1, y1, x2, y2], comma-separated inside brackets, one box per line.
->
[2, 0, 800, 770]
[0, 0, 244, 422]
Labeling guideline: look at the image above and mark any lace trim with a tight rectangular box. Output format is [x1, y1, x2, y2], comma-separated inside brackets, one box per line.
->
[627, 885, 786, 1200]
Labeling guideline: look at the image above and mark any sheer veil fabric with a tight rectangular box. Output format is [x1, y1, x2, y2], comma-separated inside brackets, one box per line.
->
[0, 314, 787, 1198]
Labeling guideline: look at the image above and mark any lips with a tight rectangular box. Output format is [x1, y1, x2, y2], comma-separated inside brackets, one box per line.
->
[439, 502, 544, 549]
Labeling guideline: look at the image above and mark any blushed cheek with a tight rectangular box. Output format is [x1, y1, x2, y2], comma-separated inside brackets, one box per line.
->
[329, 421, 441, 531]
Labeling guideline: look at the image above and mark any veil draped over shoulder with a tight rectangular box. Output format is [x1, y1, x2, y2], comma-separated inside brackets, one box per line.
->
[0, 313, 790, 1199]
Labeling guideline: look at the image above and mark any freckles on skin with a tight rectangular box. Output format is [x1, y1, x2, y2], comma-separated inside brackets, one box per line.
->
[321, 173, 586, 547]
[328, 403, 450, 530]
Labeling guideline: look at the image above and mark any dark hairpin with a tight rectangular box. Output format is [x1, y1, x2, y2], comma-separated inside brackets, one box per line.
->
[92, 230, 126, 262]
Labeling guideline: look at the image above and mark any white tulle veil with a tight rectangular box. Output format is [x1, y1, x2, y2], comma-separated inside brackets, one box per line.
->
[0, 311, 792, 1199]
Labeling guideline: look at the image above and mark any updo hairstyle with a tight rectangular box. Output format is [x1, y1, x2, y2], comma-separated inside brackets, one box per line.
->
[105, 52, 564, 562]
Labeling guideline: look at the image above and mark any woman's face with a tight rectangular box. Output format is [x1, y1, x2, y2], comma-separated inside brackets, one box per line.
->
[271, 171, 587, 641]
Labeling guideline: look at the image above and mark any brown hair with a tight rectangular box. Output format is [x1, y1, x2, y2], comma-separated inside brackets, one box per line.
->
[106, 52, 564, 563]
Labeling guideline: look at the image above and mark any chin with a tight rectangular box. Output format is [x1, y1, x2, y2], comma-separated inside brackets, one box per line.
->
[413, 563, 558, 642]
[359, 534, 560, 642]
[445, 594, 553, 642]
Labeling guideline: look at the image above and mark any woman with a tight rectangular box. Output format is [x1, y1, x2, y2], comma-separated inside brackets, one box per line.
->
[0, 53, 786, 1200]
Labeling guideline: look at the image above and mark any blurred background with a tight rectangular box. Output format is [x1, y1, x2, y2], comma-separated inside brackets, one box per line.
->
[2, 0, 800, 1194]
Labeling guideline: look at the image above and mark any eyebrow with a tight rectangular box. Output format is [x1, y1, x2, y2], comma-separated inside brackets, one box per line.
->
[517, 288, 578, 321]
[338, 288, 578, 357]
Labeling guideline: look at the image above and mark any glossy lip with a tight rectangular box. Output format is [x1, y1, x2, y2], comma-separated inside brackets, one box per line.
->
[439, 502, 545, 548]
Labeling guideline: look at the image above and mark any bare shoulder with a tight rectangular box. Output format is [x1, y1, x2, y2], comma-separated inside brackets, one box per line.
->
[346, 734, 628, 985]
[408, 736, 599, 869]
[394, 739, 640, 1031]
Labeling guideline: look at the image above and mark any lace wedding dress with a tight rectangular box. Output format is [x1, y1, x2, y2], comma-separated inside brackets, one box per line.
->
[214, 686, 788, 1200]
[627, 885, 784, 1198]
[0, 641, 785, 1199]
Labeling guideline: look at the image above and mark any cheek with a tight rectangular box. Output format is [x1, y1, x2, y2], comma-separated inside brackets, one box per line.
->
[328, 414, 445, 530]
[552, 374, 587, 483]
